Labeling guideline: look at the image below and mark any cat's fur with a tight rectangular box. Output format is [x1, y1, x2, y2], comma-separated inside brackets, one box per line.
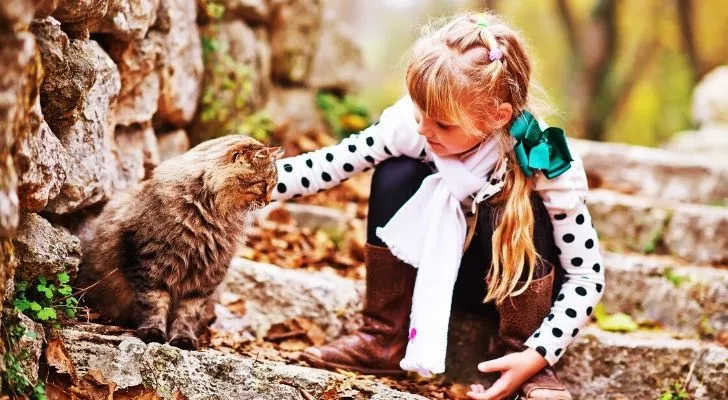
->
[77, 135, 280, 349]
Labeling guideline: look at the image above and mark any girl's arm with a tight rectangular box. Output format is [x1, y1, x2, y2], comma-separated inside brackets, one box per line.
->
[271, 96, 426, 201]
[526, 149, 605, 366]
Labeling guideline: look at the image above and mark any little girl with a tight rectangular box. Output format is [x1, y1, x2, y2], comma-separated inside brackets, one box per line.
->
[271, 12, 603, 400]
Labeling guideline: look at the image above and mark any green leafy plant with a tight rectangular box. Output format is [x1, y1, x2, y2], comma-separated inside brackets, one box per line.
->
[642, 225, 664, 254]
[198, 27, 275, 143]
[200, 0, 226, 20]
[316, 91, 373, 139]
[1, 314, 47, 400]
[13, 272, 79, 324]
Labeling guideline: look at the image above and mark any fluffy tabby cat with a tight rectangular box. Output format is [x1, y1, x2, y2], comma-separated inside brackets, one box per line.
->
[77, 135, 281, 349]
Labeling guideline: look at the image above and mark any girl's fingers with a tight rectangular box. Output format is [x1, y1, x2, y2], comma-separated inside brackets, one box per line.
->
[470, 384, 485, 392]
[466, 391, 490, 400]
[477, 355, 511, 373]
[482, 374, 512, 400]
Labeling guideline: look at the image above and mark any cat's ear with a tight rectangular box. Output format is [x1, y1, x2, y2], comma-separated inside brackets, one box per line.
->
[253, 146, 284, 161]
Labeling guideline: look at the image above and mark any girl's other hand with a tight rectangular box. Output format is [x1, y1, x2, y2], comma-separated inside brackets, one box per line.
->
[466, 348, 548, 400]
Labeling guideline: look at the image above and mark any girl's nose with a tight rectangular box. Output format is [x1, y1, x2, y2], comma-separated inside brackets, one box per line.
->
[417, 119, 432, 138]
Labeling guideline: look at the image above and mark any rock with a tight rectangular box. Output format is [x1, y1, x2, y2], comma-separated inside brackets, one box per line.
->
[588, 189, 728, 264]
[198, 0, 269, 24]
[259, 202, 348, 232]
[12, 213, 81, 283]
[5, 312, 46, 385]
[664, 124, 728, 156]
[112, 122, 160, 191]
[8, 34, 70, 213]
[222, 0, 269, 23]
[601, 252, 728, 335]
[192, 20, 271, 143]
[586, 189, 670, 254]
[13, 97, 71, 213]
[106, 36, 162, 126]
[692, 66, 728, 126]
[34, 19, 121, 214]
[35, 0, 61, 19]
[152, 0, 203, 127]
[556, 327, 728, 400]
[0, 32, 36, 237]
[156, 129, 189, 161]
[269, 0, 322, 84]
[0, 240, 17, 315]
[0, 152, 20, 236]
[263, 86, 326, 139]
[0, 0, 37, 32]
[664, 204, 728, 265]
[570, 138, 728, 205]
[58, 325, 426, 399]
[52, 0, 110, 25]
[307, 8, 363, 91]
[216, 258, 362, 339]
[88, 0, 160, 41]
[31, 17, 96, 125]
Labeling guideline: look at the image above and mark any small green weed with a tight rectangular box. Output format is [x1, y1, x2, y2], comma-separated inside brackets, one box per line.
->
[663, 268, 689, 288]
[13, 272, 78, 324]
[658, 381, 691, 400]
[316, 91, 372, 138]
[1, 313, 48, 399]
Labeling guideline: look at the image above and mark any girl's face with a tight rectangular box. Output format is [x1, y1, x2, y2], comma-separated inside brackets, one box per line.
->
[413, 107, 483, 157]
[413, 102, 514, 157]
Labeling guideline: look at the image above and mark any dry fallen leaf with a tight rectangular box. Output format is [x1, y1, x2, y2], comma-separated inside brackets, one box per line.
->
[46, 336, 78, 383]
[70, 369, 116, 400]
[295, 318, 328, 346]
[279, 338, 309, 352]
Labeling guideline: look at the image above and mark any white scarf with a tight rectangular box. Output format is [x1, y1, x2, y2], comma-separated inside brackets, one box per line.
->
[376, 138, 506, 376]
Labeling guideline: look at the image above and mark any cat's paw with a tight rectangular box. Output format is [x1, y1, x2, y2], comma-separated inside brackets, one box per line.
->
[136, 327, 167, 344]
[169, 335, 198, 350]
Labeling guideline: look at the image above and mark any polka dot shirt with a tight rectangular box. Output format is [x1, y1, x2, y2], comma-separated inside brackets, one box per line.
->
[271, 96, 605, 366]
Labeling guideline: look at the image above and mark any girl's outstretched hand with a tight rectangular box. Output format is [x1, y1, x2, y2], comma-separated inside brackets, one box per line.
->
[466, 348, 548, 400]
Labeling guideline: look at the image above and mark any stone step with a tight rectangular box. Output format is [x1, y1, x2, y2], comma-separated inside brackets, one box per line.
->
[556, 326, 728, 400]
[219, 257, 727, 400]
[602, 252, 728, 337]
[57, 325, 426, 400]
[224, 253, 728, 343]
[587, 189, 728, 265]
[569, 138, 728, 205]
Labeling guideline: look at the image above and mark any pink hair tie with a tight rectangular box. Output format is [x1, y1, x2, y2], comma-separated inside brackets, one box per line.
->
[475, 14, 504, 62]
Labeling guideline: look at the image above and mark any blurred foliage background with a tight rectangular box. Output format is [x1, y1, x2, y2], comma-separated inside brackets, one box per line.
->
[332, 0, 728, 146]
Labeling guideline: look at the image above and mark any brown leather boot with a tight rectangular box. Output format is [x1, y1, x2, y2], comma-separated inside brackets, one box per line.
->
[496, 265, 573, 400]
[301, 243, 416, 375]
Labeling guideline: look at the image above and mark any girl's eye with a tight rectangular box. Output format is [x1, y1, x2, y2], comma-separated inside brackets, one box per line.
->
[436, 121, 452, 129]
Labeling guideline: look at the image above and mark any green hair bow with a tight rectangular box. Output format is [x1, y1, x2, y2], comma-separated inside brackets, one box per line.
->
[509, 111, 573, 179]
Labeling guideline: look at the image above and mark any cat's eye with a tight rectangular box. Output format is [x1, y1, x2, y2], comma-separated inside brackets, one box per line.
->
[232, 152, 243, 163]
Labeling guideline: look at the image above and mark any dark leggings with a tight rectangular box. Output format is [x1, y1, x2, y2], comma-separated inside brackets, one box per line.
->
[368, 157, 562, 314]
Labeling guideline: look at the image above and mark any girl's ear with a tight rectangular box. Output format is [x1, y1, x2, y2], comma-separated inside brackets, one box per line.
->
[491, 103, 514, 130]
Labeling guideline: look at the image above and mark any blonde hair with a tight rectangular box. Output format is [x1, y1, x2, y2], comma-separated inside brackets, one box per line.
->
[406, 12, 547, 304]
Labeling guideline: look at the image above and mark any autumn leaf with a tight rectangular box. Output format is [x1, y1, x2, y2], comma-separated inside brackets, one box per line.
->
[594, 303, 638, 332]
[46, 336, 78, 382]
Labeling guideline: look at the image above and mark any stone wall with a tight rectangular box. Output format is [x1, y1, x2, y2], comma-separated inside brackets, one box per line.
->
[0, 0, 363, 388]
